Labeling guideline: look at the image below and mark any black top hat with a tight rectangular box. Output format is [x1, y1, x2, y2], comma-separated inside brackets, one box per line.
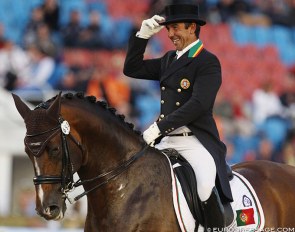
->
[159, 1, 206, 26]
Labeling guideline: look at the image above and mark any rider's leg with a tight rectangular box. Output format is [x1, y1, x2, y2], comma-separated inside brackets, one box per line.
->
[156, 135, 226, 229]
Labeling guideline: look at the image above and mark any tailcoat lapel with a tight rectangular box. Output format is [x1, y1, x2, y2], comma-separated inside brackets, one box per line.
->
[161, 40, 204, 82]
[162, 53, 193, 82]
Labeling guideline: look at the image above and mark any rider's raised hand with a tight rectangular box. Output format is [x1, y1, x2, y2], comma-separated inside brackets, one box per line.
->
[137, 15, 165, 39]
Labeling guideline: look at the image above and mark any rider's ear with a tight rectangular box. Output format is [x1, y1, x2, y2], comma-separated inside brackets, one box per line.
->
[12, 93, 32, 120]
[47, 92, 61, 118]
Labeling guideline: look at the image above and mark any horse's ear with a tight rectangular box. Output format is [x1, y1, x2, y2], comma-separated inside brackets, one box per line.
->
[12, 93, 31, 120]
[47, 92, 62, 118]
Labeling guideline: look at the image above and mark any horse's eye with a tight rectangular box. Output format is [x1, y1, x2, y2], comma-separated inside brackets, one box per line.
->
[50, 147, 60, 156]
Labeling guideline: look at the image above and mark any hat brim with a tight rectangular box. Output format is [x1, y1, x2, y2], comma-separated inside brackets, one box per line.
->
[159, 17, 206, 26]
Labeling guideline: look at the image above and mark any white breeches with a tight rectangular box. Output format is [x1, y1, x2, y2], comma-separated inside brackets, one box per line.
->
[155, 135, 216, 202]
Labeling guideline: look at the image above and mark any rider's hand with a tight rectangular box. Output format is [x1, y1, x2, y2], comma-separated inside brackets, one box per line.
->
[143, 122, 161, 145]
[137, 15, 165, 39]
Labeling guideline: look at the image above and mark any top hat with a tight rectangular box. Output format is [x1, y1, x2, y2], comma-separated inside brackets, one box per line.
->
[159, 1, 206, 26]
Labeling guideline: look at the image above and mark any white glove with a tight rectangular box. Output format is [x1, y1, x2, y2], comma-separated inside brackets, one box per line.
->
[137, 15, 165, 39]
[143, 122, 161, 145]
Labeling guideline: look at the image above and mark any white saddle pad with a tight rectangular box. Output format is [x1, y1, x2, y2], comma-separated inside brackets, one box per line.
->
[166, 155, 265, 232]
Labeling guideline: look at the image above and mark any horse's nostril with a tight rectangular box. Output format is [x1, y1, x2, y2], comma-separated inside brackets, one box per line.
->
[46, 205, 60, 217]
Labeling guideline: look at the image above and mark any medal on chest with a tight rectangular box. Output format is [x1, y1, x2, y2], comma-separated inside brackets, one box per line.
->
[180, 78, 190, 89]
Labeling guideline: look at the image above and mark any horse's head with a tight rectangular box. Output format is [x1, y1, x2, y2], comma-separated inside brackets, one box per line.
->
[13, 93, 84, 220]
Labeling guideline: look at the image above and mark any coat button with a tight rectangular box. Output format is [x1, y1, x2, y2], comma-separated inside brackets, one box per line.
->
[160, 114, 165, 118]
[176, 102, 180, 106]
[161, 86, 166, 91]
[161, 100, 165, 104]
[177, 88, 181, 92]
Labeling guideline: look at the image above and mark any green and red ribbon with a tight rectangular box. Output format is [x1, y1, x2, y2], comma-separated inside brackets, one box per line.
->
[188, 40, 204, 58]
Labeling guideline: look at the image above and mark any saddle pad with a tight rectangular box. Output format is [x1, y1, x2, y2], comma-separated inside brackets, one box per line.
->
[164, 152, 265, 232]
[230, 171, 265, 231]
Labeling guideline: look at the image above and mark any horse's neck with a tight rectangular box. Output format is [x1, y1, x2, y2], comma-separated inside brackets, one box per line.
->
[81, 148, 177, 231]
[72, 106, 144, 185]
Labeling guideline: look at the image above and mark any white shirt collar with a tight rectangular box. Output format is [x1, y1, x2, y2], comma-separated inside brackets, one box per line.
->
[176, 39, 199, 59]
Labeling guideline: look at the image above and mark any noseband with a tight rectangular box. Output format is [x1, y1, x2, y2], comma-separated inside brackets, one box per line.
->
[27, 116, 148, 203]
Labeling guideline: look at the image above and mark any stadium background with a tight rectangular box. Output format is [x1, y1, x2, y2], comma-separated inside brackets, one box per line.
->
[0, 0, 294, 230]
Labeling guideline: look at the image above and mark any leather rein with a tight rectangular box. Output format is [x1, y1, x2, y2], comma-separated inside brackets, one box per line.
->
[27, 117, 148, 203]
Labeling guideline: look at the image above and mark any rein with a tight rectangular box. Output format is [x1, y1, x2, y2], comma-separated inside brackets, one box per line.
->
[30, 117, 148, 203]
[72, 145, 148, 202]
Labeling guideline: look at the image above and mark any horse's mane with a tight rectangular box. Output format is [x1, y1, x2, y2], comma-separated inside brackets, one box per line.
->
[35, 92, 142, 136]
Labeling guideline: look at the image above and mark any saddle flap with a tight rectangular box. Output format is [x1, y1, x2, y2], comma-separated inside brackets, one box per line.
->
[162, 148, 204, 225]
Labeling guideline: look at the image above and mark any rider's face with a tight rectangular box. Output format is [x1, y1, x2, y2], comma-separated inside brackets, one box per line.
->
[166, 22, 197, 51]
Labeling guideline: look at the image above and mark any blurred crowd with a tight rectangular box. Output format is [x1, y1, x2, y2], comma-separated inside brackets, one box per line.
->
[201, 0, 295, 27]
[0, 0, 294, 167]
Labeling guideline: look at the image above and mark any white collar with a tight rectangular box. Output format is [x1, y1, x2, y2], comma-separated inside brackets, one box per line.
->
[176, 39, 199, 59]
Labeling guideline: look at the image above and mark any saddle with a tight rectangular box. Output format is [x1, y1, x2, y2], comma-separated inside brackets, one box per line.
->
[162, 148, 234, 227]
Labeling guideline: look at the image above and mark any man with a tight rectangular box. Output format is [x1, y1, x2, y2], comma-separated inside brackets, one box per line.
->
[123, 0, 236, 230]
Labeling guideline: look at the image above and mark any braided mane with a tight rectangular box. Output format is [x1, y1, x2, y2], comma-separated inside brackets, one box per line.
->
[36, 92, 142, 135]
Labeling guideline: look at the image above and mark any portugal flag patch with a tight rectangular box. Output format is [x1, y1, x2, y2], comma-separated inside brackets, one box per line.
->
[236, 208, 255, 226]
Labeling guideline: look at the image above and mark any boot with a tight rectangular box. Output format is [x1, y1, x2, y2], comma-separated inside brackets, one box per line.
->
[201, 187, 225, 230]
[224, 208, 237, 232]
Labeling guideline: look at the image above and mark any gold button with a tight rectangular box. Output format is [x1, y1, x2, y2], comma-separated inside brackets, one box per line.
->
[171, 128, 174, 130]
[161, 100, 165, 104]
[161, 86, 166, 91]
[160, 114, 165, 118]
[177, 88, 181, 92]
[176, 102, 180, 106]
[165, 131, 168, 134]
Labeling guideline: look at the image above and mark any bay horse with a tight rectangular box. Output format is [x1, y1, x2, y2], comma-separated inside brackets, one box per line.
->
[13, 92, 295, 231]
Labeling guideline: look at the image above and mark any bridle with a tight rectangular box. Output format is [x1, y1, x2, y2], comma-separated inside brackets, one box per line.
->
[27, 117, 82, 195]
[27, 116, 148, 203]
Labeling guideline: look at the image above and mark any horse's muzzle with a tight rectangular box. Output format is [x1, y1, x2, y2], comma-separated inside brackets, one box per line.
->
[37, 203, 66, 221]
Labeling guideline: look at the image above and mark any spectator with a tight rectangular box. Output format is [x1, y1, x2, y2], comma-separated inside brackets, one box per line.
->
[87, 66, 131, 116]
[216, 0, 252, 23]
[61, 10, 83, 48]
[0, 39, 30, 90]
[255, 136, 275, 161]
[41, 0, 60, 32]
[258, 0, 292, 27]
[252, 82, 284, 126]
[15, 42, 55, 91]
[280, 70, 295, 120]
[33, 23, 58, 58]
[58, 66, 90, 92]
[23, 6, 45, 48]
[78, 10, 105, 49]
[288, 0, 295, 27]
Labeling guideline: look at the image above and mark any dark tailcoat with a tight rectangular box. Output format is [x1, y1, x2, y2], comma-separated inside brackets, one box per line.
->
[123, 35, 233, 202]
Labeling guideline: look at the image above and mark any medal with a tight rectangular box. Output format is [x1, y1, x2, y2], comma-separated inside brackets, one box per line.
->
[180, 78, 190, 89]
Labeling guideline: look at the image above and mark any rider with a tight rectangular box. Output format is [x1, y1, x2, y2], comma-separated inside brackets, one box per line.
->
[123, 0, 236, 230]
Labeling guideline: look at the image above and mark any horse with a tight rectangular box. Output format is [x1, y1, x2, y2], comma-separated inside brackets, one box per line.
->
[13, 92, 295, 231]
